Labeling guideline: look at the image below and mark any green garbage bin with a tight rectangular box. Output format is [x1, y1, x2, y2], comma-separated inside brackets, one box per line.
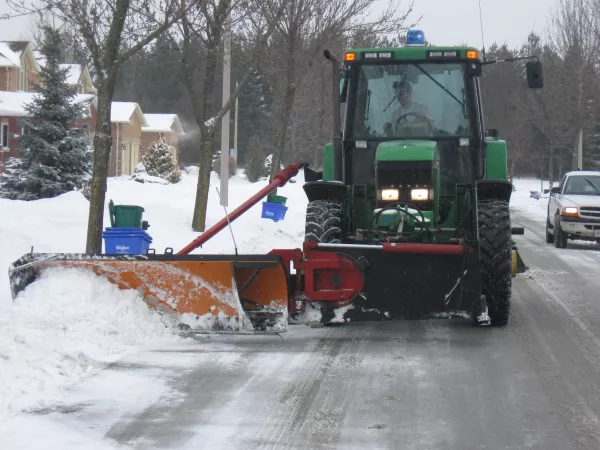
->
[109, 199, 145, 228]
[267, 193, 287, 205]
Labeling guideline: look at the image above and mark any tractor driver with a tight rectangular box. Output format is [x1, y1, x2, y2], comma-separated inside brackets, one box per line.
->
[384, 80, 431, 135]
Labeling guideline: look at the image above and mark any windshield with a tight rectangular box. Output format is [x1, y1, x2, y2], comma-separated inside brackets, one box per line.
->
[351, 63, 472, 139]
[564, 175, 600, 195]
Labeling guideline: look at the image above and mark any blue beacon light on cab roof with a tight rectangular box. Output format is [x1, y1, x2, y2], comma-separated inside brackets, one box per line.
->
[406, 29, 425, 46]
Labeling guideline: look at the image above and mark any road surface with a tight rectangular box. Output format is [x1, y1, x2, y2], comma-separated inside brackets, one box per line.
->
[7, 209, 600, 449]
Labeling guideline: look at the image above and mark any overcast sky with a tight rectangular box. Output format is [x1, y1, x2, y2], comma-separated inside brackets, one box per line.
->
[0, 0, 558, 49]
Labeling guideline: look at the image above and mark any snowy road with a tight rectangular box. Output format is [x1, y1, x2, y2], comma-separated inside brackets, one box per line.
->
[4, 209, 600, 449]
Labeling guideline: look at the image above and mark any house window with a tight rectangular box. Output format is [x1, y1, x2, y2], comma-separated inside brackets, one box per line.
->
[18, 70, 25, 91]
[1, 121, 9, 149]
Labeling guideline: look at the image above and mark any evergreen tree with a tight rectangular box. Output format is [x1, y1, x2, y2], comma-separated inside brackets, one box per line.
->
[0, 27, 91, 200]
[142, 138, 181, 183]
[245, 134, 267, 182]
[237, 69, 273, 165]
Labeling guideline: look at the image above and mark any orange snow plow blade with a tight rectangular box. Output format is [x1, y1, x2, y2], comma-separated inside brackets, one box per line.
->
[9, 253, 290, 334]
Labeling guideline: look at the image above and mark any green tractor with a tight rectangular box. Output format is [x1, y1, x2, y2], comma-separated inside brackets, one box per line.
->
[303, 30, 542, 326]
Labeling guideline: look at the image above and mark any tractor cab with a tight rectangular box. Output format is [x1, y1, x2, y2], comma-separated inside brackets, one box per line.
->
[309, 29, 543, 242]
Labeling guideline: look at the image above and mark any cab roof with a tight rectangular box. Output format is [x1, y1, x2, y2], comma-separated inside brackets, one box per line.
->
[343, 46, 481, 62]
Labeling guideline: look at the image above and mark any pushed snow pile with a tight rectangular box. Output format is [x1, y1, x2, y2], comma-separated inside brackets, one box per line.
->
[0, 266, 182, 419]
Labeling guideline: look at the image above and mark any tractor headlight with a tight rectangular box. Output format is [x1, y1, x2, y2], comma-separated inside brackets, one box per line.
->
[381, 189, 400, 201]
[410, 188, 429, 201]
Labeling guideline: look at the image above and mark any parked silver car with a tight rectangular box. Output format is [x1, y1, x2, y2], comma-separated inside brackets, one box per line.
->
[546, 171, 600, 248]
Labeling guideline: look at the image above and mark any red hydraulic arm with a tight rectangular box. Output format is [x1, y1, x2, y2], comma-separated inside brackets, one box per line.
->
[177, 162, 305, 255]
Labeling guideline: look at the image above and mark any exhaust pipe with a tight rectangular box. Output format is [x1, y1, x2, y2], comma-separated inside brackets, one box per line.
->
[324, 50, 343, 183]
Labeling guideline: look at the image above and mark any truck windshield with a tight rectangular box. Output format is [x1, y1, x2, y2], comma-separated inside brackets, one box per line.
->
[564, 175, 600, 195]
[351, 62, 472, 139]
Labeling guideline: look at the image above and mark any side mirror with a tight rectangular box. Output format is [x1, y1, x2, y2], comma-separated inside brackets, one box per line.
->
[550, 186, 561, 194]
[526, 60, 544, 89]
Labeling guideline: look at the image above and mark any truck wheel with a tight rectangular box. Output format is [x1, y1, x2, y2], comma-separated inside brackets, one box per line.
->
[478, 199, 512, 326]
[554, 215, 568, 248]
[304, 200, 342, 243]
[545, 216, 554, 244]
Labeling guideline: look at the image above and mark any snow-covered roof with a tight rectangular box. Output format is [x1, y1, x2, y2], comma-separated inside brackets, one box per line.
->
[33, 50, 47, 69]
[0, 91, 97, 117]
[111, 102, 148, 126]
[141, 113, 184, 134]
[0, 42, 23, 68]
[60, 64, 83, 85]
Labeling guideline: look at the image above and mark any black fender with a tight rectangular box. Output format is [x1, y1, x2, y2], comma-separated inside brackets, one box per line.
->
[303, 181, 347, 204]
[476, 179, 513, 203]
[304, 165, 323, 182]
[477, 180, 524, 235]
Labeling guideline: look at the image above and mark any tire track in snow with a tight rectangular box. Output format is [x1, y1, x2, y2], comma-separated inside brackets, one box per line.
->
[238, 324, 363, 449]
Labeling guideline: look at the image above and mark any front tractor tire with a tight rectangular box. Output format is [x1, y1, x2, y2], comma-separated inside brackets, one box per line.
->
[304, 200, 342, 244]
[478, 199, 512, 326]
[304, 200, 343, 324]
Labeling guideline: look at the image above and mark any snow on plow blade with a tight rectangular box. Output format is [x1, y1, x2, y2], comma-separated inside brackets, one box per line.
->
[9, 253, 290, 334]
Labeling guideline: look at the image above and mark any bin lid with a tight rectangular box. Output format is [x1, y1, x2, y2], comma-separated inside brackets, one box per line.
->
[103, 227, 153, 241]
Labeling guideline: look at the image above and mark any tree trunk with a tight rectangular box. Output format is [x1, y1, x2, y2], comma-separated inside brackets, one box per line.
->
[191, 41, 221, 232]
[548, 146, 554, 186]
[85, 79, 116, 253]
[572, 133, 579, 170]
[540, 156, 544, 193]
[191, 127, 215, 231]
[269, 54, 297, 180]
[558, 156, 564, 180]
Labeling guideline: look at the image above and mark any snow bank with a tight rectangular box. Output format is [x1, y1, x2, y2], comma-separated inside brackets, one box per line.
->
[0, 167, 309, 418]
[0, 267, 182, 420]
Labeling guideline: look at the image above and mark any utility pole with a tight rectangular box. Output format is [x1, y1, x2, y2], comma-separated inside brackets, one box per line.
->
[219, 7, 232, 207]
[578, 128, 583, 170]
[233, 80, 239, 171]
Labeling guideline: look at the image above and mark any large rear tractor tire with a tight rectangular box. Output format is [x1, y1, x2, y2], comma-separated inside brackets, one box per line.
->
[304, 200, 342, 244]
[478, 199, 512, 326]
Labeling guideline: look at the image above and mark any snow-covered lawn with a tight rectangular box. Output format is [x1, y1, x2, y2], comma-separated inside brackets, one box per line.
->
[0, 169, 308, 422]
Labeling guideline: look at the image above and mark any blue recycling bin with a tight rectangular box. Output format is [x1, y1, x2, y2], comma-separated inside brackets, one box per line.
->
[261, 202, 288, 222]
[102, 227, 153, 255]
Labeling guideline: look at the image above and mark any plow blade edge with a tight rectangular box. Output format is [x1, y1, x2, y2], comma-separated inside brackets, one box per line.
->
[9, 253, 290, 333]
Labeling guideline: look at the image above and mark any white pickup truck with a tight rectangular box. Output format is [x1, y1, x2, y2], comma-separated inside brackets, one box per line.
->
[546, 171, 600, 248]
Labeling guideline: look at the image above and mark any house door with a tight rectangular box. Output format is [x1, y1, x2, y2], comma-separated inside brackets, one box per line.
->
[121, 142, 129, 175]
[131, 142, 140, 173]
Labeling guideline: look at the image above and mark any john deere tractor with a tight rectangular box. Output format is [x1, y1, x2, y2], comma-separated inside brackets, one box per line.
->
[303, 30, 543, 326]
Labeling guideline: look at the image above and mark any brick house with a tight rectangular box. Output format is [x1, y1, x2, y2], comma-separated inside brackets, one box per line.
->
[1, 39, 184, 178]
[141, 114, 184, 165]
[110, 102, 148, 177]
[0, 91, 96, 171]
[0, 41, 98, 172]
[0, 41, 41, 93]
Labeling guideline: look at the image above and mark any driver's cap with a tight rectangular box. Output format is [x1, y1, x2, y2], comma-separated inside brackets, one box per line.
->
[393, 80, 412, 92]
